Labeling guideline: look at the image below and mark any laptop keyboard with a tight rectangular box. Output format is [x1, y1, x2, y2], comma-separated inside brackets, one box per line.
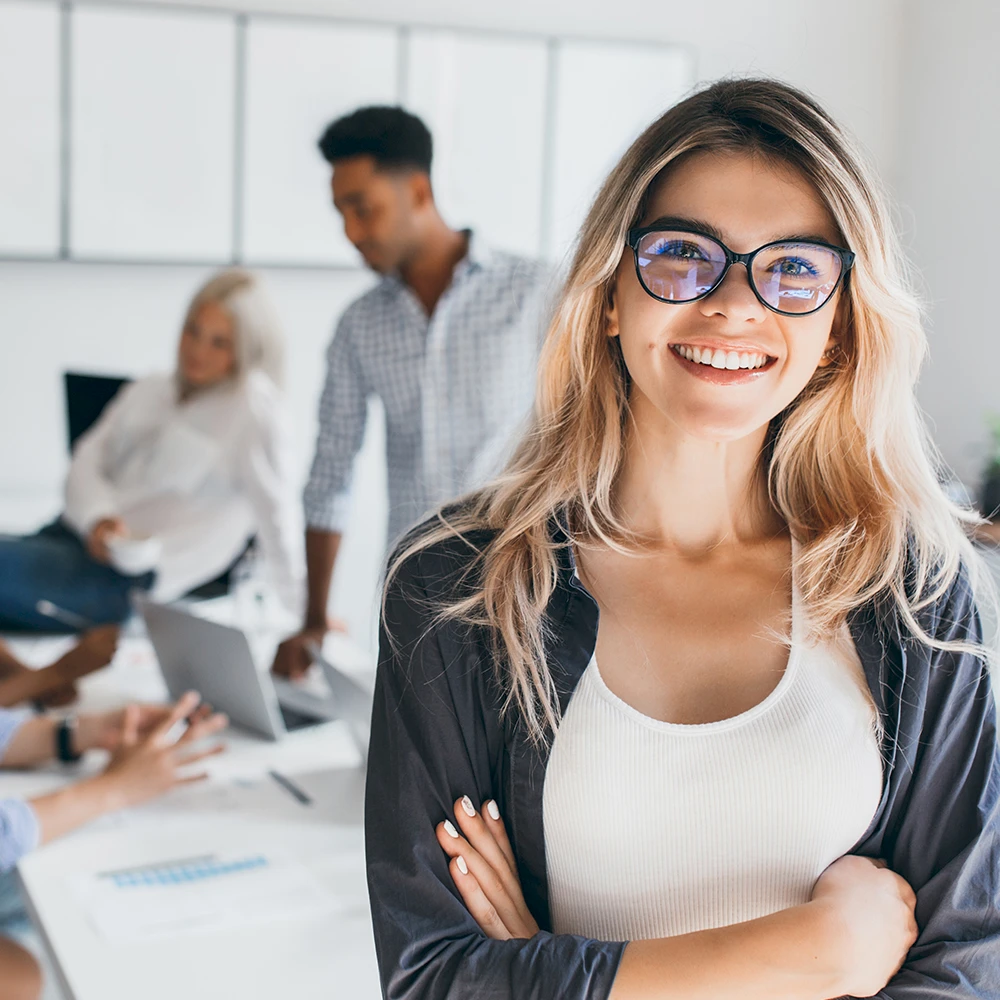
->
[279, 703, 322, 731]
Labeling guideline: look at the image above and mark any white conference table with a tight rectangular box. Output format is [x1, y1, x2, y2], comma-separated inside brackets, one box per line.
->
[1, 625, 383, 1000]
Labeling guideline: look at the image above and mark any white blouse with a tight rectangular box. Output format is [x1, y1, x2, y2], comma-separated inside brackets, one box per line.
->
[63, 371, 304, 614]
[543, 576, 883, 942]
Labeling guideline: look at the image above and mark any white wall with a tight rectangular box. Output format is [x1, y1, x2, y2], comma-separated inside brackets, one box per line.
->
[896, 0, 1000, 493]
[137, 0, 906, 177]
[0, 0, 911, 649]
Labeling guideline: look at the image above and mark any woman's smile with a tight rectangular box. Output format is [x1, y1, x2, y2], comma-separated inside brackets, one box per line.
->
[668, 342, 777, 384]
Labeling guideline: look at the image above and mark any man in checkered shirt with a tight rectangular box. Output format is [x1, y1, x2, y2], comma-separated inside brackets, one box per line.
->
[273, 106, 553, 678]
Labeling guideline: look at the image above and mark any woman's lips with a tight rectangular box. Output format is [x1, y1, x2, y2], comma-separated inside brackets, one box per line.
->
[668, 344, 777, 384]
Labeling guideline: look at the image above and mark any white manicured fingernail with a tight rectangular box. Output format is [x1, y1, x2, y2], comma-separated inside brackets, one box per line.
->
[486, 800, 500, 821]
[461, 796, 476, 817]
[456, 856, 468, 875]
[443, 820, 459, 838]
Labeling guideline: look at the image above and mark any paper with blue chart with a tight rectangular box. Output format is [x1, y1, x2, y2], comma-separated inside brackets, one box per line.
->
[69, 852, 338, 943]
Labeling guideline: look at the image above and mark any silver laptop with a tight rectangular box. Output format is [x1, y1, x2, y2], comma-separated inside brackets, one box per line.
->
[307, 641, 373, 758]
[140, 600, 339, 741]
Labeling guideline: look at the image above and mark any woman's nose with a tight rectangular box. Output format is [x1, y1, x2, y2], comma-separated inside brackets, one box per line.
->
[698, 263, 767, 322]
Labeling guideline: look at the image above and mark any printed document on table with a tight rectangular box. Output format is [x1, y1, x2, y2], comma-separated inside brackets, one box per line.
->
[70, 852, 339, 943]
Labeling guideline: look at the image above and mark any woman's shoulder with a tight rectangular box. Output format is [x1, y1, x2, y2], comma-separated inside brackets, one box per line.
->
[102, 373, 172, 414]
[387, 505, 498, 603]
[901, 550, 983, 645]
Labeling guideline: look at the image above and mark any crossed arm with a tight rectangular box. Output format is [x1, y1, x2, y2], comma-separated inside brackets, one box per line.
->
[433, 794, 916, 1000]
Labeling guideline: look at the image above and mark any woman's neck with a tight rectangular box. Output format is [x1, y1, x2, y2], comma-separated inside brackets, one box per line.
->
[175, 373, 233, 402]
[614, 402, 783, 554]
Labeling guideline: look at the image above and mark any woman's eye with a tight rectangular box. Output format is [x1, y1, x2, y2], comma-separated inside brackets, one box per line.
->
[771, 257, 820, 277]
[649, 239, 707, 260]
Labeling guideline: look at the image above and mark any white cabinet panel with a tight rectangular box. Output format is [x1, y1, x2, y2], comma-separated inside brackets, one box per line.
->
[406, 30, 548, 258]
[0, 0, 61, 256]
[548, 41, 692, 261]
[242, 19, 399, 266]
[70, 5, 235, 261]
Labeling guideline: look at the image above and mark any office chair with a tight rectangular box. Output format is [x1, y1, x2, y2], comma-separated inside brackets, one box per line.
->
[64, 372, 132, 452]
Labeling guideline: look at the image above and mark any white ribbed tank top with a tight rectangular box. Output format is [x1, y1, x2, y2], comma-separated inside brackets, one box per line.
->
[543, 571, 883, 941]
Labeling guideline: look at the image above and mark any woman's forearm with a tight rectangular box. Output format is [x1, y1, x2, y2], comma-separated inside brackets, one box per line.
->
[29, 774, 119, 845]
[611, 900, 846, 1000]
[0, 717, 58, 767]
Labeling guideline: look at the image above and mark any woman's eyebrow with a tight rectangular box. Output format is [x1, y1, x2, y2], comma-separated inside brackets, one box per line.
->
[642, 215, 837, 247]
[644, 216, 726, 242]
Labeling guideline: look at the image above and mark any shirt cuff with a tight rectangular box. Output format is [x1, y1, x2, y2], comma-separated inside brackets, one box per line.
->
[0, 709, 33, 760]
[303, 489, 352, 535]
[0, 799, 40, 873]
[63, 500, 118, 538]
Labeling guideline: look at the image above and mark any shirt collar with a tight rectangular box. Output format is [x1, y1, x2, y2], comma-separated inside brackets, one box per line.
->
[381, 229, 492, 294]
[461, 229, 492, 271]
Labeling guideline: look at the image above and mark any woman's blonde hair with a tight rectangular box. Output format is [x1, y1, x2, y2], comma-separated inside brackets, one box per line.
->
[389, 78, 987, 744]
[180, 268, 285, 388]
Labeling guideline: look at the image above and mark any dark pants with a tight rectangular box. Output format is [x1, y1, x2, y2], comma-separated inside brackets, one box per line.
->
[0, 520, 154, 632]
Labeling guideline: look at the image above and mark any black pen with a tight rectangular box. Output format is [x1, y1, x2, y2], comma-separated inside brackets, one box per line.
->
[268, 769, 313, 806]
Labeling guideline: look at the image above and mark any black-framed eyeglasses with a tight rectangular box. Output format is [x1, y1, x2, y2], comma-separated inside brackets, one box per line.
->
[626, 226, 855, 317]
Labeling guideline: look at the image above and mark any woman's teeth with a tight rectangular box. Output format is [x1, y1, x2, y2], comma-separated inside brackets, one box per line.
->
[673, 345, 770, 370]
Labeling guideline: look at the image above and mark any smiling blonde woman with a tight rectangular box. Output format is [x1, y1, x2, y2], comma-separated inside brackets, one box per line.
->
[365, 79, 999, 999]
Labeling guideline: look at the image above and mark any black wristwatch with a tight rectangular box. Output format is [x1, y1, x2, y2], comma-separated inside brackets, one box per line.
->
[55, 715, 82, 763]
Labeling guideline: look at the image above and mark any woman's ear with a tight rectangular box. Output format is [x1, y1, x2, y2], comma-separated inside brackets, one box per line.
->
[817, 336, 838, 368]
[605, 286, 620, 339]
[817, 294, 848, 367]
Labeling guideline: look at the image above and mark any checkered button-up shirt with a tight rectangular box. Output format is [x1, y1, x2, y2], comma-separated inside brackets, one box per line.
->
[303, 235, 553, 547]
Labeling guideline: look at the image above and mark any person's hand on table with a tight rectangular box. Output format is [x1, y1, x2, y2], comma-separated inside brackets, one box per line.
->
[94, 692, 228, 809]
[435, 795, 540, 940]
[77, 698, 217, 753]
[0, 661, 78, 708]
[0, 626, 119, 710]
[38, 625, 120, 705]
[34, 682, 78, 708]
[272, 617, 348, 680]
[86, 517, 129, 564]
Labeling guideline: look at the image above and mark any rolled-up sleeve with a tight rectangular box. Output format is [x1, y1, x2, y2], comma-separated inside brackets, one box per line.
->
[302, 311, 369, 534]
[0, 800, 39, 874]
[0, 708, 40, 873]
[877, 579, 1000, 998]
[366, 551, 625, 1000]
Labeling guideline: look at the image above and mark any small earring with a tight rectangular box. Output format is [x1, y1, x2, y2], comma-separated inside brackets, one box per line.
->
[820, 343, 841, 366]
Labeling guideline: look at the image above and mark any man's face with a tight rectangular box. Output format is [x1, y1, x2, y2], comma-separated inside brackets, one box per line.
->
[330, 155, 423, 274]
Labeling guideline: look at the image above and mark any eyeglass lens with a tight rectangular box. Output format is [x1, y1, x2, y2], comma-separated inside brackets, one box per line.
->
[635, 231, 844, 314]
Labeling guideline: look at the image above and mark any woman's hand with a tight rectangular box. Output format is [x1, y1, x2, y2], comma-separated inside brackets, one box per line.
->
[78, 701, 212, 753]
[95, 691, 228, 809]
[810, 855, 918, 998]
[435, 795, 540, 940]
[30, 692, 228, 845]
[87, 517, 128, 564]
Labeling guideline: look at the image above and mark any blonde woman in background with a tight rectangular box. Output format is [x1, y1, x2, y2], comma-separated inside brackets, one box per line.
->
[366, 80, 999, 998]
[0, 269, 304, 650]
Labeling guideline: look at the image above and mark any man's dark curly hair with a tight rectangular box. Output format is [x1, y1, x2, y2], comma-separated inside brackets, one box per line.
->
[317, 105, 432, 173]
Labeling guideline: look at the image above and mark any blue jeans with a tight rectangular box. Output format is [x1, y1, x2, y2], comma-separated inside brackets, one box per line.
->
[0, 521, 154, 632]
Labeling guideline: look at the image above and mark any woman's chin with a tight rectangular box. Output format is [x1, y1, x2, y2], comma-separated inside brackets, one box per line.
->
[660, 402, 774, 445]
[181, 370, 224, 388]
